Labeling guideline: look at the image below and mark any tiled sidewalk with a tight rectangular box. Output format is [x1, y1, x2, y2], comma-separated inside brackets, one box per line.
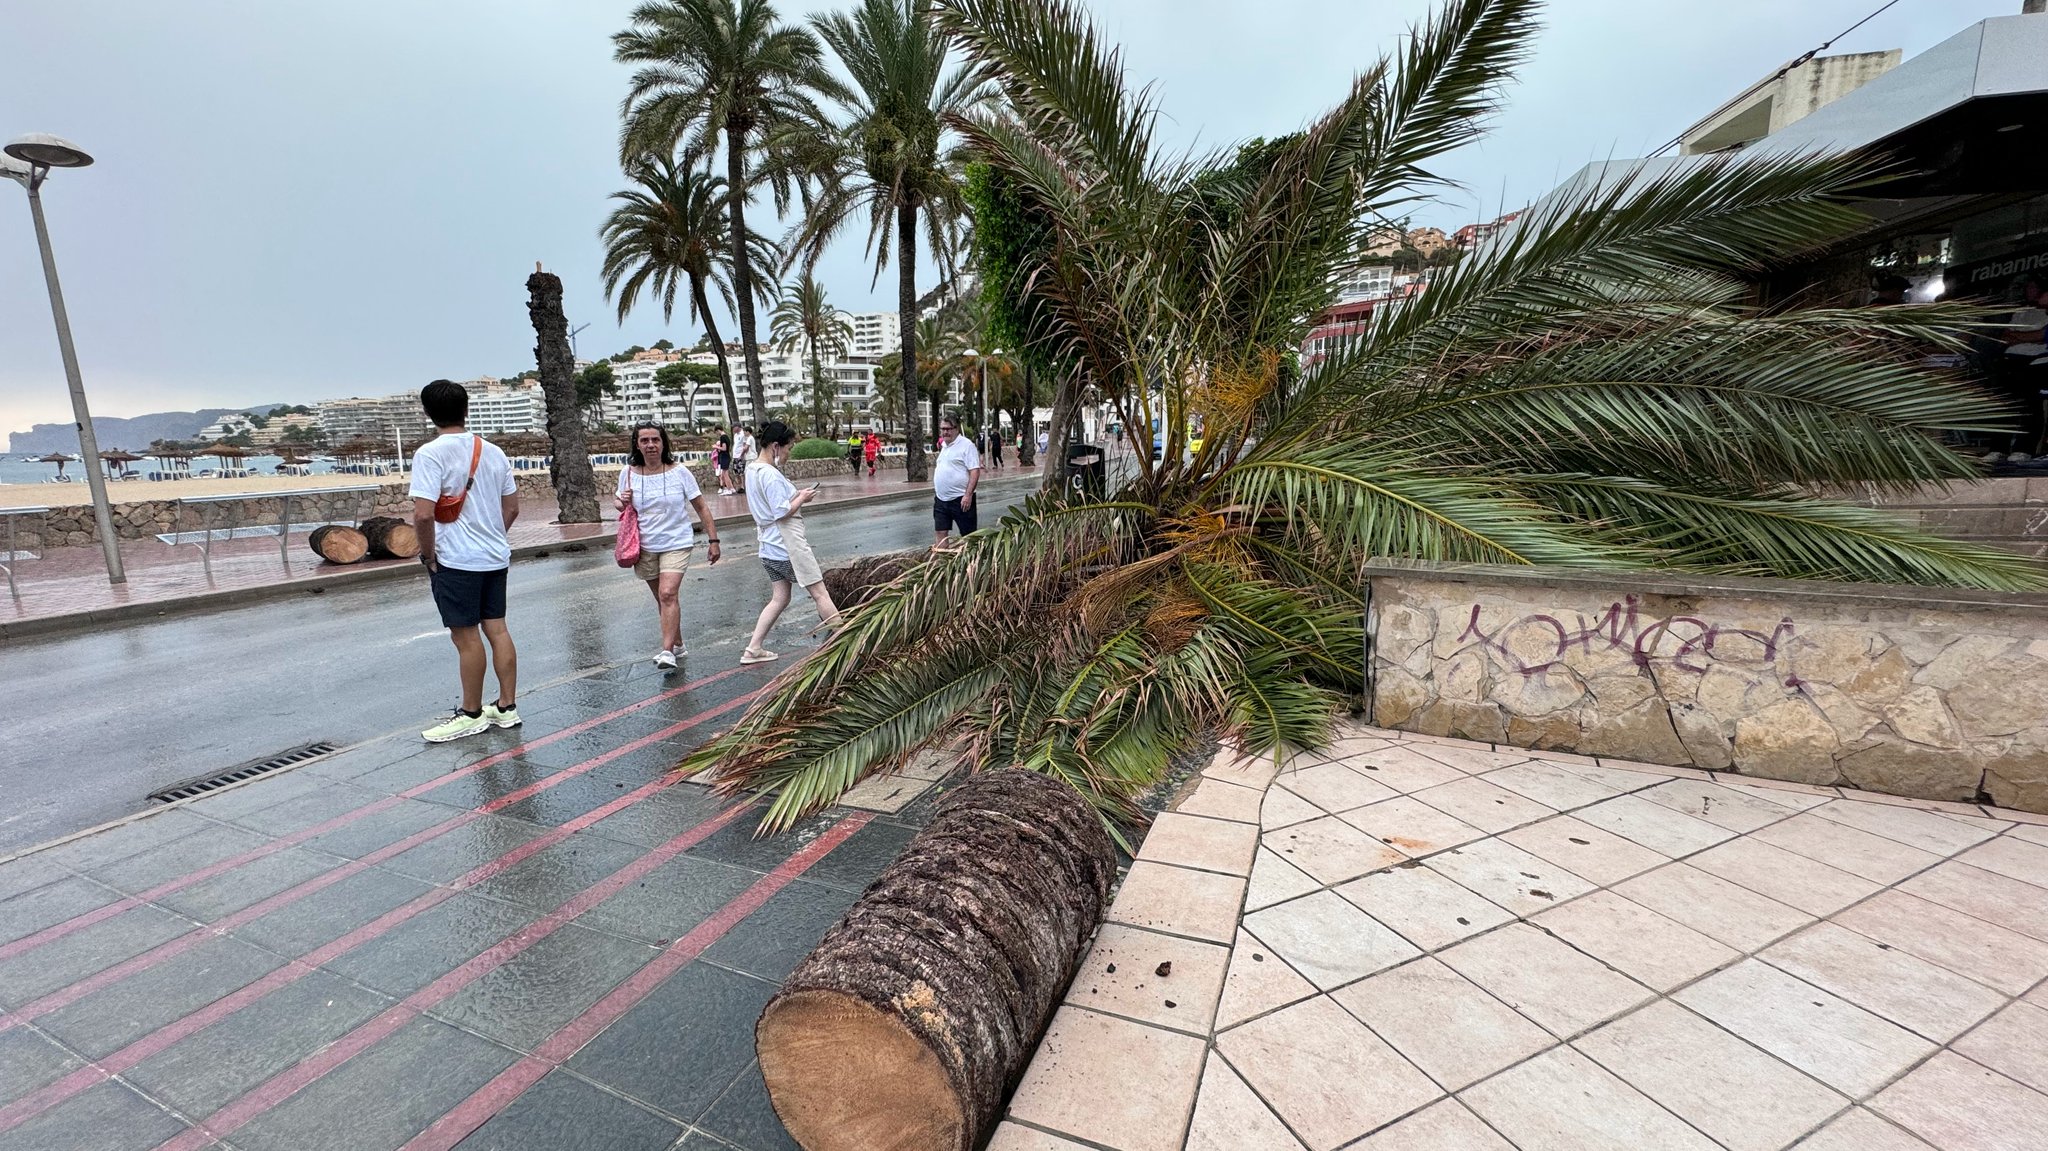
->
[993, 724, 2048, 1151]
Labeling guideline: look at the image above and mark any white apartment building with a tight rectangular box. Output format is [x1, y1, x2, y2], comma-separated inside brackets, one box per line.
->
[466, 381, 547, 435]
[600, 347, 886, 429]
[1335, 263, 1397, 303]
[196, 413, 257, 441]
[317, 394, 435, 443]
[847, 312, 900, 359]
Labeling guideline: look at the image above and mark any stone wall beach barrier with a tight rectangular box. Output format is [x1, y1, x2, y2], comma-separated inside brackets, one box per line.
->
[1365, 560, 2048, 812]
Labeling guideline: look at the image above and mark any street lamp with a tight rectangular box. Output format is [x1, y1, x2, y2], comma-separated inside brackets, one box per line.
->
[4, 133, 124, 584]
[962, 347, 1003, 453]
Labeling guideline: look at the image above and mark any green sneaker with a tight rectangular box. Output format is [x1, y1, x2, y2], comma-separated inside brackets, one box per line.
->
[482, 702, 521, 729]
[422, 710, 490, 743]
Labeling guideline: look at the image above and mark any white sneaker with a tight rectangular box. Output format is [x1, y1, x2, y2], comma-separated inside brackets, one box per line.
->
[654, 649, 678, 670]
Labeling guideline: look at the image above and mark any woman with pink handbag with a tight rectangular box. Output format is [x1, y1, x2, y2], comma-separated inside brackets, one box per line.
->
[616, 423, 720, 670]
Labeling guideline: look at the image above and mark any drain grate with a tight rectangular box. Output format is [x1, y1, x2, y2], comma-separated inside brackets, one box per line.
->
[149, 741, 340, 803]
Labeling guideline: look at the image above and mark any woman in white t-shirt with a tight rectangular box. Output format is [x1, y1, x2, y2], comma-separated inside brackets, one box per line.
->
[739, 421, 840, 664]
[617, 423, 721, 670]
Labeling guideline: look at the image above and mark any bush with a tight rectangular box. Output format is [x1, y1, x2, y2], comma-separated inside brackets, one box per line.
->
[789, 438, 847, 461]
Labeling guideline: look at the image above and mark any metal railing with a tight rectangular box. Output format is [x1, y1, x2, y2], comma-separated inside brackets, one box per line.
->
[0, 505, 48, 601]
[162, 486, 385, 578]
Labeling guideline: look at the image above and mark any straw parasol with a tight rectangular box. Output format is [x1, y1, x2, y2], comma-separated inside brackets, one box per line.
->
[37, 452, 76, 477]
[332, 437, 387, 460]
[98, 449, 144, 475]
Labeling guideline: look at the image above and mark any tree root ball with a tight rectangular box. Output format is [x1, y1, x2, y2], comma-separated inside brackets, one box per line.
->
[821, 548, 922, 612]
[756, 768, 1118, 1151]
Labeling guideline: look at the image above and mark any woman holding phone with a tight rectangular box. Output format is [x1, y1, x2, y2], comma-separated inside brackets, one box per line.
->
[740, 421, 840, 664]
[617, 423, 720, 670]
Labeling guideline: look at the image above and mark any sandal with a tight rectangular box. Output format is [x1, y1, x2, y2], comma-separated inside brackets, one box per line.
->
[740, 648, 779, 665]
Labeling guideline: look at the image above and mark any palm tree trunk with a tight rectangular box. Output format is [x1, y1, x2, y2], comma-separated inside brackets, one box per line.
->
[1012, 361, 1035, 467]
[525, 269, 601, 524]
[726, 129, 767, 423]
[811, 343, 827, 438]
[897, 200, 928, 482]
[694, 277, 741, 425]
[1043, 365, 1081, 492]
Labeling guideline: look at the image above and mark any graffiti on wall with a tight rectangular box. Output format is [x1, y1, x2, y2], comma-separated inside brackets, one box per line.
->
[1457, 596, 1796, 680]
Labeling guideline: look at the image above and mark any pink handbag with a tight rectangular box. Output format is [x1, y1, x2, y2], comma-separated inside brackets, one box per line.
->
[615, 498, 642, 568]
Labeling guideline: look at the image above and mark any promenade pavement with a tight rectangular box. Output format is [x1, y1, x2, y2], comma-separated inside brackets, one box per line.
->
[993, 723, 2048, 1151]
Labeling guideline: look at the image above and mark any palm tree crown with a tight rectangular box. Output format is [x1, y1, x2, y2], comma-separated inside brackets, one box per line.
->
[769, 271, 856, 435]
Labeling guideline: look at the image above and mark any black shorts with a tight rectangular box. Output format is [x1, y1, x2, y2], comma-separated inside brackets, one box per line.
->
[933, 496, 977, 535]
[430, 566, 508, 629]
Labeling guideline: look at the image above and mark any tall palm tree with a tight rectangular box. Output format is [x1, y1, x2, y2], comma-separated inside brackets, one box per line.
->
[768, 271, 855, 437]
[598, 158, 746, 424]
[791, 0, 988, 481]
[614, 0, 845, 423]
[686, 0, 2043, 834]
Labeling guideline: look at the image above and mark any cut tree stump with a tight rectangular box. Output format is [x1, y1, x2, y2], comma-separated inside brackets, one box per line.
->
[358, 515, 420, 559]
[756, 769, 1117, 1151]
[821, 548, 921, 612]
[307, 524, 368, 564]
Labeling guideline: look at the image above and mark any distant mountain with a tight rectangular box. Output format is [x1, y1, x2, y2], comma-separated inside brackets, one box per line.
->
[7, 405, 286, 454]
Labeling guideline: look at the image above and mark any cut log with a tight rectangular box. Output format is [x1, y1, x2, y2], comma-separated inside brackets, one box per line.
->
[308, 524, 368, 564]
[821, 548, 921, 612]
[359, 515, 420, 559]
[756, 769, 1117, 1151]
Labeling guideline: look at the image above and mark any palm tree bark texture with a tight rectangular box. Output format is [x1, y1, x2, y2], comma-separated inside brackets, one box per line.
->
[525, 268, 601, 524]
[755, 769, 1116, 1151]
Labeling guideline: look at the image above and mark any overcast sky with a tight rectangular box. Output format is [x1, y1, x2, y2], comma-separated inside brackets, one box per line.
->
[0, 0, 2023, 439]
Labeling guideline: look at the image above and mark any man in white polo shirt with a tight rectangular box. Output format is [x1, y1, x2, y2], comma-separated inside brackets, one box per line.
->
[409, 379, 521, 743]
[931, 414, 982, 548]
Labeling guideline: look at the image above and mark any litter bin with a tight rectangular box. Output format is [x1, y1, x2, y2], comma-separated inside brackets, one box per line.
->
[1066, 442, 1106, 500]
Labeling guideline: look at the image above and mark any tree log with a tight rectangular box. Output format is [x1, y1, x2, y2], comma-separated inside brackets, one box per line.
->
[308, 525, 367, 564]
[822, 548, 921, 612]
[358, 515, 419, 559]
[757, 769, 1117, 1151]
[527, 268, 602, 524]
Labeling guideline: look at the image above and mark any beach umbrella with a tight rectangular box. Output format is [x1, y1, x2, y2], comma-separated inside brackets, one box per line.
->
[332, 438, 385, 460]
[37, 452, 76, 476]
[98, 449, 143, 475]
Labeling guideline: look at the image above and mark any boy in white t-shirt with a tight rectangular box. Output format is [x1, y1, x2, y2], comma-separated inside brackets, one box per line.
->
[408, 379, 521, 743]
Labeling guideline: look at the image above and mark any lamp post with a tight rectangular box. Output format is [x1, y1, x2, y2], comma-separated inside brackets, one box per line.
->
[962, 347, 1003, 454]
[4, 134, 124, 583]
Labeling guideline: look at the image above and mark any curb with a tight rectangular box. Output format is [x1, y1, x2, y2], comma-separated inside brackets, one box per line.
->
[0, 478, 1001, 643]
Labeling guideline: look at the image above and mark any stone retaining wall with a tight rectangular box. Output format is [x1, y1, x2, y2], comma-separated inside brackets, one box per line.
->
[1365, 561, 2048, 812]
[16, 456, 893, 547]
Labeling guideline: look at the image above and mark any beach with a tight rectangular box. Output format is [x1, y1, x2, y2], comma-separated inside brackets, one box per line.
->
[0, 469, 424, 509]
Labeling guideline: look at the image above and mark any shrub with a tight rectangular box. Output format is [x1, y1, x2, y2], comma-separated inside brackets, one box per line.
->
[789, 438, 847, 461]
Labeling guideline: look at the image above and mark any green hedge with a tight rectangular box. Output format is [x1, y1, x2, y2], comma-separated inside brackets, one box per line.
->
[789, 438, 848, 460]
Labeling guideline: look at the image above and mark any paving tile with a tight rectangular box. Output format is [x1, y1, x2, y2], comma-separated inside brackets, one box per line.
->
[695, 1059, 800, 1151]
[1411, 777, 1556, 835]
[1532, 890, 1739, 991]
[1261, 817, 1405, 886]
[187, 769, 343, 823]
[467, 834, 651, 916]
[575, 854, 760, 946]
[1684, 835, 1882, 916]
[0, 875, 123, 947]
[1337, 750, 1464, 794]
[1872, 1051, 2048, 1151]
[1351, 1098, 1516, 1151]
[1751, 813, 1944, 885]
[1245, 848, 1321, 912]
[2014, 823, 2048, 848]
[1106, 862, 1245, 944]
[1715, 775, 1838, 806]
[0, 855, 72, 904]
[1260, 786, 1326, 830]
[1763, 922, 2007, 1043]
[1675, 959, 1936, 1097]
[1954, 1000, 2048, 1096]
[1834, 889, 2048, 997]
[1066, 923, 1229, 1033]
[81, 823, 276, 896]
[30, 808, 216, 874]
[1216, 929, 1318, 1030]
[1333, 957, 1554, 1091]
[1460, 1045, 1718, 1151]
[1552, 759, 1677, 792]
[1278, 763, 1402, 815]
[231, 865, 436, 956]
[1616, 862, 1812, 951]
[834, 771, 932, 814]
[1957, 836, 2048, 890]
[1481, 761, 1624, 811]
[568, 961, 777, 1121]
[455, 1067, 686, 1151]
[324, 893, 541, 997]
[1137, 813, 1259, 877]
[1422, 837, 1596, 917]
[434, 923, 655, 1051]
[1185, 1051, 1308, 1151]
[1336, 865, 1515, 952]
[1339, 798, 1487, 858]
[1437, 923, 1653, 1038]
[227, 781, 389, 837]
[1575, 999, 1845, 1151]
[1007, 1006, 1206, 1151]
[576, 784, 729, 851]
[786, 819, 917, 894]
[1216, 994, 1441, 1151]
[1500, 815, 1667, 886]
[1900, 862, 2048, 943]
[1793, 1108, 1938, 1151]
[1571, 794, 1735, 856]
[1242, 890, 1419, 990]
[1809, 799, 2003, 857]
[1411, 743, 1535, 775]
[36, 934, 286, 1060]
[1207, 749, 1282, 790]
[0, 900, 196, 1003]
[299, 798, 464, 859]
[701, 879, 862, 983]
[984, 1124, 1096, 1151]
[0, 1079, 188, 1151]
[152, 846, 352, 922]
[0, 1025, 84, 1108]
[1175, 778, 1265, 824]
[1636, 777, 1803, 833]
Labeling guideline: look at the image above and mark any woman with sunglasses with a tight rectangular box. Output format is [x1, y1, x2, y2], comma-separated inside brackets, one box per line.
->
[617, 423, 720, 670]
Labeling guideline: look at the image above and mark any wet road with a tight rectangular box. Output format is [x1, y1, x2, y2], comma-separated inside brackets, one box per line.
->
[0, 480, 1037, 855]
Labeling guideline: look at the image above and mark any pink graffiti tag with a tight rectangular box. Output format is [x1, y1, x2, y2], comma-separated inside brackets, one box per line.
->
[1457, 596, 1795, 677]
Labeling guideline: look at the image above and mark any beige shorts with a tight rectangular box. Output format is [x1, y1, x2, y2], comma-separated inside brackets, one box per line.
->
[780, 515, 824, 586]
[633, 547, 691, 580]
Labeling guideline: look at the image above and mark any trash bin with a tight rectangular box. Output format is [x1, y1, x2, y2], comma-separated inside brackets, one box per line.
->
[1066, 442, 1105, 499]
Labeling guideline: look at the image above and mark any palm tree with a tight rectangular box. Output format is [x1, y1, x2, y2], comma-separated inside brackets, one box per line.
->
[598, 157, 746, 424]
[790, 0, 989, 481]
[614, 0, 845, 423]
[769, 271, 855, 437]
[685, 0, 2043, 834]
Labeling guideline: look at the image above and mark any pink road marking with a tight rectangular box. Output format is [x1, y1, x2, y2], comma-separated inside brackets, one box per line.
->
[0, 663, 753, 964]
[399, 813, 873, 1151]
[152, 807, 858, 1151]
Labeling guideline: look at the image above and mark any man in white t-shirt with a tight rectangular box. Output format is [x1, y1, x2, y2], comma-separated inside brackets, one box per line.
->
[408, 379, 522, 744]
[931, 414, 982, 548]
[731, 424, 755, 493]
